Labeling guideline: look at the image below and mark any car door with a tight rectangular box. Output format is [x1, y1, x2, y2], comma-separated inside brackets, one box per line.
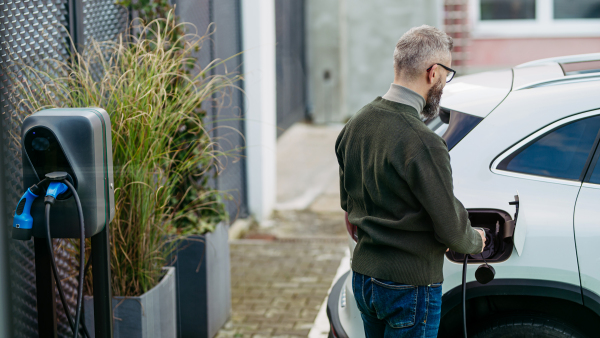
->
[573, 122, 600, 306]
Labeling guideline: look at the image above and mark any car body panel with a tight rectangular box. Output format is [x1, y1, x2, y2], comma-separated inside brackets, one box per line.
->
[574, 184, 600, 299]
[446, 94, 600, 290]
[338, 272, 363, 337]
[439, 69, 512, 118]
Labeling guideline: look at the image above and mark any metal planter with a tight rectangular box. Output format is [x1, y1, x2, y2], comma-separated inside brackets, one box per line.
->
[170, 222, 231, 338]
[84, 267, 177, 338]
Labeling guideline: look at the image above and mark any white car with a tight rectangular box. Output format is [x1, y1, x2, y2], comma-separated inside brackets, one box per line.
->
[327, 53, 600, 338]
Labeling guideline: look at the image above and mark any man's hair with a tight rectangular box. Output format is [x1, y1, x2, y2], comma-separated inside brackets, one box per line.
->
[393, 25, 453, 80]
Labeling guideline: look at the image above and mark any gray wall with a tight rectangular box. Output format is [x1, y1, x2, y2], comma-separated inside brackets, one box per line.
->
[307, 0, 443, 123]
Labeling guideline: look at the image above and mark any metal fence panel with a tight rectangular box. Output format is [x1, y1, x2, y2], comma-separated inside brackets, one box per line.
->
[212, 0, 247, 221]
[0, 1, 128, 336]
[0, 1, 72, 336]
[174, 0, 247, 221]
[276, 0, 307, 136]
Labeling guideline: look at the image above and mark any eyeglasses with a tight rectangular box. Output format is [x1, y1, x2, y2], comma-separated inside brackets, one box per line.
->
[427, 63, 456, 83]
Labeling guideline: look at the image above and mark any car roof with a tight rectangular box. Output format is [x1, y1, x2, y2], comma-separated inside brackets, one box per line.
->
[441, 53, 600, 118]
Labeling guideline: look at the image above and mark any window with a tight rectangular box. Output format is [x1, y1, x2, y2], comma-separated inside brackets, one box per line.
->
[425, 109, 483, 150]
[554, 0, 600, 19]
[497, 115, 600, 180]
[471, 0, 600, 37]
[481, 0, 536, 20]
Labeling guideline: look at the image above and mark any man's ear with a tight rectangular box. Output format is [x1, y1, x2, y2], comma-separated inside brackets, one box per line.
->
[427, 64, 438, 85]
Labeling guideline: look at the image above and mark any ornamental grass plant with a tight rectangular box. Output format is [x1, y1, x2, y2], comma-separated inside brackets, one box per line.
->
[10, 13, 239, 297]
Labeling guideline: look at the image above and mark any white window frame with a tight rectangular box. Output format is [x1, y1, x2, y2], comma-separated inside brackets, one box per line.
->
[470, 0, 600, 38]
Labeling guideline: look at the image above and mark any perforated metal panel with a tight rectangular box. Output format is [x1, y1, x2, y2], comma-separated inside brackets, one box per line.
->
[0, 1, 128, 336]
[79, 0, 129, 46]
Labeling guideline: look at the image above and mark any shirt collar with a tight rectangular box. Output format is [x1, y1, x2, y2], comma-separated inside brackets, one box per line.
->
[382, 83, 425, 114]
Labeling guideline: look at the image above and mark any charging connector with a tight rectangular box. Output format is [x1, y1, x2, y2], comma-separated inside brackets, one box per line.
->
[12, 179, 49, 240]
[45, 182, 68, 204]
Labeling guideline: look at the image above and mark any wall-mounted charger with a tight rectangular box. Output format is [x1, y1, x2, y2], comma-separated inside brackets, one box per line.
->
[21, 108, 115, 239]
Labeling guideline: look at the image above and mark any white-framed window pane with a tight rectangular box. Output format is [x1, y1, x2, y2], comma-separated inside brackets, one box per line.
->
[480, 0, 536, 20]
[554, 0, 600, 19]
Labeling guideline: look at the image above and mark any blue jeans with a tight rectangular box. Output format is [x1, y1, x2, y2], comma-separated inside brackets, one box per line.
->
[352, 271, 443, 338]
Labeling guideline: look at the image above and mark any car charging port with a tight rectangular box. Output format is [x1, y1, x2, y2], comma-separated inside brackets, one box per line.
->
[446, 209, 515, 264]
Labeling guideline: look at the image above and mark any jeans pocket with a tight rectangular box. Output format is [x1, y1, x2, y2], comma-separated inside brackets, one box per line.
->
[430, 282, 443, 288]
[370, 278, 418, 329]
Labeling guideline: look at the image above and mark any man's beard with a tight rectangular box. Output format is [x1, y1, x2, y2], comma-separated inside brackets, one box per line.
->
[421, 77, 444, 120]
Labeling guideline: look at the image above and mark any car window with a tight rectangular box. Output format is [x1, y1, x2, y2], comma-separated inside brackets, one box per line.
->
[497, 115, 600, 181]
[425, 109, 483, 150]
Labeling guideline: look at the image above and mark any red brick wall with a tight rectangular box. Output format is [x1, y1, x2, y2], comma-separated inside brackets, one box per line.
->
[469, 37, 600, 68]
[444, 0, 470, 70]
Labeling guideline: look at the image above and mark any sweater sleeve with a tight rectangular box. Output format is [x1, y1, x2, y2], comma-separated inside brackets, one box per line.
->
[335, 129, 348, 212]
[404, 147, 483, 255]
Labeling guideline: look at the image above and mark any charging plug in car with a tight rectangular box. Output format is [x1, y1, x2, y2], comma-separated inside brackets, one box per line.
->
[475, 228, 496, 285]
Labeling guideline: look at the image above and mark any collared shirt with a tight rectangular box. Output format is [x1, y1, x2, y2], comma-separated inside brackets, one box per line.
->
[382, 83, 425, 114]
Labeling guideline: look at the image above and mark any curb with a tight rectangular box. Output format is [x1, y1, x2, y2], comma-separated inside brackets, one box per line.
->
[228, 217, 254, 241]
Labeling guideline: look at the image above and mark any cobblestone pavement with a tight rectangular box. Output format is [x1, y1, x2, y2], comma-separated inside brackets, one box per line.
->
[216, 123, 349, 338]
[216, 210, 348, 338]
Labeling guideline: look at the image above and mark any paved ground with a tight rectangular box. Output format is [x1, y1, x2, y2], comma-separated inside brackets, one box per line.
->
[216, 238, 346, 338]
[217, 123, 348, 338]
[275, 123, 344, 211]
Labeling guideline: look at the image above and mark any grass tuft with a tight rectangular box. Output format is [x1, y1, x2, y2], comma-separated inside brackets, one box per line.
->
[9, 12, 241, 297]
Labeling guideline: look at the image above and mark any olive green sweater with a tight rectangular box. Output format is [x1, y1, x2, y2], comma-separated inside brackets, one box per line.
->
[335, 97, 483, 285]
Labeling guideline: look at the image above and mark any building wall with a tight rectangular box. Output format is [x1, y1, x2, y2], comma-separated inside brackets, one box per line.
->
[469, 37, 600, 71]
[306, 0, 342, 124]
[464, 0, 600, 72]
[307, 0, 444, 124]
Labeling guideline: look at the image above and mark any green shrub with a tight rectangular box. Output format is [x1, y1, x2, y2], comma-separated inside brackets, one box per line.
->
[11, 12, 240, 296]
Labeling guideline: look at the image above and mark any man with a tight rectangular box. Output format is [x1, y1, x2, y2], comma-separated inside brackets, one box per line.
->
[335, 25, 486, 337]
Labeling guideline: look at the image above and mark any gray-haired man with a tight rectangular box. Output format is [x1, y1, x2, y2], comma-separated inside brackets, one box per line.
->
[335, 25, 487, 337]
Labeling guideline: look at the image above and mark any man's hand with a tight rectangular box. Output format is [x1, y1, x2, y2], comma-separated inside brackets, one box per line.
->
[445, 229, 487, 253]
[476, 229, 487, 253]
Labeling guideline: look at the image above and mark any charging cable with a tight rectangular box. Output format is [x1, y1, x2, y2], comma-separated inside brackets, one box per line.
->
[462, 254, 469, 338]
[462, 228, 496, 338]
[462, 247, 495, 338]
[44, 179, 89, 338]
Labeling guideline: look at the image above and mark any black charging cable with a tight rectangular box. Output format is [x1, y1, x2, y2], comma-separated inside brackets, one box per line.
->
[462, 254, 468, 338]
[462, 250, 493, 338]
[44, 179, 89, 338]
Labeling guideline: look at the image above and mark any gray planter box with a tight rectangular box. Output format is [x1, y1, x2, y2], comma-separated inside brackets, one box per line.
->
[169, 222, 231, 338]
[84, 267, 177, 338]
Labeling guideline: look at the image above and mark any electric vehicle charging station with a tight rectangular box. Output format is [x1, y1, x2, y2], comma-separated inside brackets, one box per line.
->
[12, 108, 115, 338]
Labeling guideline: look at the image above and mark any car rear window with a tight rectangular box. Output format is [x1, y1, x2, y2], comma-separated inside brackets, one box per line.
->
[497, 115, 600, 181]
[425, 108, 483, 150]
